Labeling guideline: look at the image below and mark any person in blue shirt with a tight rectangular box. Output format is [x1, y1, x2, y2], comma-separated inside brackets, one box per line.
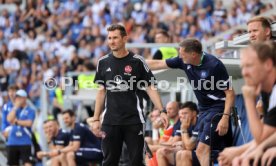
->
[147, 38, 235, 166]
[1, 84, 18, 139]
[6, 89, 36, 166]
[50, 110, 103, 166]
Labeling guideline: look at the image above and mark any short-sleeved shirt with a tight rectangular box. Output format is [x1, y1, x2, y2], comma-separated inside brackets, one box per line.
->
[1, 101, 13, 132]
[94, 52, 156, 125]
[263, 84, 276, 127]
[71, 123, 101, 149]
[172, 120, 181, 137]
[7, 106, 36, 146]
[175, 120, 198, 138]
[52, 129, 70, 147]
[166, 52, 230, 111]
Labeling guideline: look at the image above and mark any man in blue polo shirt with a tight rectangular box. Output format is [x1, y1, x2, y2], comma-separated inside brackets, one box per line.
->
[50, 110, 102, 166]
[6, 89, 36, 166]
[147, 38, 235, 166]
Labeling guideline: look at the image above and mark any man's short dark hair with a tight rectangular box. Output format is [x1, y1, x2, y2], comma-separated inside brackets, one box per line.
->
[180, 101, 198, 113]
[179, 38, 202, 54]
[107, 24, 127, 37]
[249, 41, 276, 66]
[62, 109, 75, 117]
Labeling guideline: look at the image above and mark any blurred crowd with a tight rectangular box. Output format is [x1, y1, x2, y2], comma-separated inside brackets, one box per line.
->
[0, 0, 275, 109]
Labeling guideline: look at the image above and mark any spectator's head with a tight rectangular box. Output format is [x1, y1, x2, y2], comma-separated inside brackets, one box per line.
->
[247, 16, 272, 43]
[8, 84, 19, 102]
[149, 108, 160, 123]
[179, 101, 198, 125]
[154, 30, 171, 43]
[62, 109, 75, 128]
[15, 89, 28, 106]
[178, 38, 202, 64]
[107, 24, 128, 51]
[165, 101, 179, 119]
[240, 41, 276, 92]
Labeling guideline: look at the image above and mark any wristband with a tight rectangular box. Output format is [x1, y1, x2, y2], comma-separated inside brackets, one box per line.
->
[92, 119, 100, 122]
[223, 113, 230, 117]
[15, 119, 18, 125]
[181, 130, 188, 134]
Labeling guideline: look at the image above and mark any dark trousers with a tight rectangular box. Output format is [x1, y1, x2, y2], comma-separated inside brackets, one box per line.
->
[101, 124, 145, 166]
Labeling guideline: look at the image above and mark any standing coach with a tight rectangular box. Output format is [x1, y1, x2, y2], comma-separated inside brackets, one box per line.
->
[91, 24, 167, 166]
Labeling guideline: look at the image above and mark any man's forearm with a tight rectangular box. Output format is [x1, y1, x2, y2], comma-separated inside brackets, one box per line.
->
[258, 132, 276, 150]
[244, 98, 263, 143]
[146, 60, 168, 70]
[16, 119, 33, 127]
[7, 107, 18, 123]
[224, 89, 235, 116]
[146, 85, 163, 110]
[93, 88, 106, 120]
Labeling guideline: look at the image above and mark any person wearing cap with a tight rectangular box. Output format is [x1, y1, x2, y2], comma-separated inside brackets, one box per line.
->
[6, 89, 36, 166]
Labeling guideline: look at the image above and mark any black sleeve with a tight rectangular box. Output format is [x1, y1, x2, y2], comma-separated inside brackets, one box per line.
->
[94, 59, 105, 86]
[137, 56, 156, 87]
[153, 50, 162, 60]
[264, 108, 276, 127]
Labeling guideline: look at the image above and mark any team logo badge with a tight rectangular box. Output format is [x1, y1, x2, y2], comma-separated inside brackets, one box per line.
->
[125, 65, 132, 73]
[201, 71, 207, 78]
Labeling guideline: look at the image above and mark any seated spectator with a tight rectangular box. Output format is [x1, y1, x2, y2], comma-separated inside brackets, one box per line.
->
[6, 89, 36, 166]
[37, 119, 70, 166]
[156, 101, 198, 166]
[146, 101, 181, 165]
[50, 110, 103, 166]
